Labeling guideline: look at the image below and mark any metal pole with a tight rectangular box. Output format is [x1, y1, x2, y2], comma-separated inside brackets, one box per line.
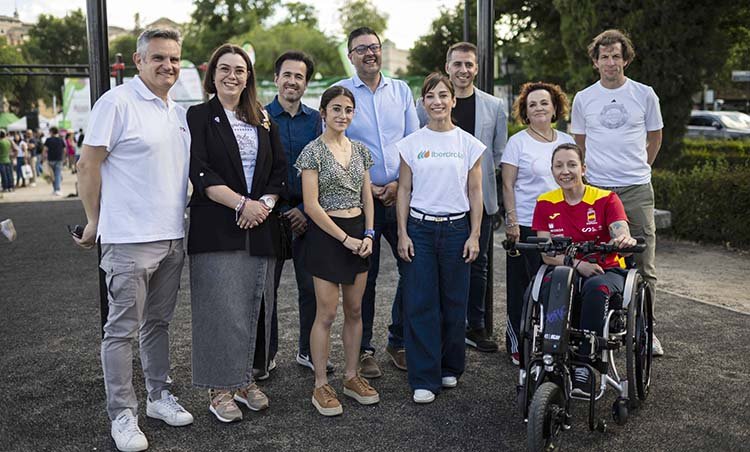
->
[86, 0, 110, 336]
[477, 0, 495, 335]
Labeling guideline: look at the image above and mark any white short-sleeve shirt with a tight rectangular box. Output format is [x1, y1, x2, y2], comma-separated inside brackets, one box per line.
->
[84, 76, 190, 244]
[500, 129, 575, 226]
[396, 127, 485, 215]
[571, 78, 663, 187]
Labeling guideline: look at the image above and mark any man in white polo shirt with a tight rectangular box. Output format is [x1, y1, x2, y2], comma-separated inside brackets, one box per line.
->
[76, 29, 193, 452]
[571, 29, 664, 356]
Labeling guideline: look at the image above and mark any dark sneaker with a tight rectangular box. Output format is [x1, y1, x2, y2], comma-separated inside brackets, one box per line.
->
[358, 351, 383, 379]
[385, 344, 407, 371]
[253, 358, 276, 381]
[465, 328, 499, 353]
[296, 352, 334, 373]
[571, 367, 594, 397]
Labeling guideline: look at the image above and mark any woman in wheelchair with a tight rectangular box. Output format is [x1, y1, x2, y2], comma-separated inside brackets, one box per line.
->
[531, 143, 637, 395]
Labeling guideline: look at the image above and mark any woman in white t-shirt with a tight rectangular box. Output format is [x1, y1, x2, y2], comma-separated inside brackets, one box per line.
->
[500, 81, 574, 365]
[395, 73, 484, 404]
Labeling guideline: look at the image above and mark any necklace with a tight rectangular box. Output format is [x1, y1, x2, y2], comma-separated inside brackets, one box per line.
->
[528, 126, 555, 143]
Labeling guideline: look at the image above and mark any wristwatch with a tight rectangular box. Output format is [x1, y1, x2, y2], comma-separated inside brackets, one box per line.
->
[259, 195, 276, 210]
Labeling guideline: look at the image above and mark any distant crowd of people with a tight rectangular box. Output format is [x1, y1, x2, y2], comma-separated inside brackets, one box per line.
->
[72, 25, 663, 452]
[0, 127, 84, 195]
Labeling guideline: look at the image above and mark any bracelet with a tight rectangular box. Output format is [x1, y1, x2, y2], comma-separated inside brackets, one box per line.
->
[364, 228, 375, 238]
[506, 223, 519, 228]
[341, 234, 348, 244]
[362, 236, 373, 241]
[234, 196, 246, 223]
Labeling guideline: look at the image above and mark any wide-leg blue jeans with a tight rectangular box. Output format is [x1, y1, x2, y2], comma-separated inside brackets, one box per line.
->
[403, 215, 470, 393]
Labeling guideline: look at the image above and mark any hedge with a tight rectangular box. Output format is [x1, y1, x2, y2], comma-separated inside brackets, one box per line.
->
[664, 138, 750, 171]
[652, 163, 750, 249]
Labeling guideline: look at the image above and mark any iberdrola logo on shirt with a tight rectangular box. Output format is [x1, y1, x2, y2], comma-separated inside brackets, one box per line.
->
[417, 149, 463, 159]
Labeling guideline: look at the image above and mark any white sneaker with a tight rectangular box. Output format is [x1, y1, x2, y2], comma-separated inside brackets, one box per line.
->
[53, 190, 62, 196]
[111, 409, 148, 452]
[441, 376, 457, 388]
[652, 334, 664, 357]
[413, 389, 435, 404]
[146, 390, 194, 426]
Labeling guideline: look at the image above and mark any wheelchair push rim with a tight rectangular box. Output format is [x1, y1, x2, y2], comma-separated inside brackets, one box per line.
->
[625, 277, 653, 407]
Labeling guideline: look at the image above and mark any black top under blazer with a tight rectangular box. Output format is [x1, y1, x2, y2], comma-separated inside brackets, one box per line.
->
[187, 95, 288, 256]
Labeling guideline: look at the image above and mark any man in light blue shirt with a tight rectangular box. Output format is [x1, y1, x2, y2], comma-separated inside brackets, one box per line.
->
[335, 26, 419, 378]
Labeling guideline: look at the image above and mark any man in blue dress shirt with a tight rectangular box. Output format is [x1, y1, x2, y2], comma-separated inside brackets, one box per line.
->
[335, 27, 420, 378]
[258, 51, 332, 378]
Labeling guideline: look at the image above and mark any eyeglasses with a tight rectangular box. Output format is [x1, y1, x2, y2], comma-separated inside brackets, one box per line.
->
[349, 44, 382, 55]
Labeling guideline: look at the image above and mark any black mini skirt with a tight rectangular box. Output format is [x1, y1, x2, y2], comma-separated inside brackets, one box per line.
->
[301, 214, 370, 284]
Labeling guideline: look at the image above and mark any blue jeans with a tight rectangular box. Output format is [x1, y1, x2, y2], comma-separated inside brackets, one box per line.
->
[466, 210, 493, 329]
[403, 215, 470, 393]
[0, 163, 12, 190]
[15, 158, 26, 185]
[49, 160, 63, 191]
[361, 199, 404, 351]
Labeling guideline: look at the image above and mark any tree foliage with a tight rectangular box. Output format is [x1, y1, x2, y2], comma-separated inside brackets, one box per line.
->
[282, 1, 319, 27]
[338, 0, 388, 37]
[407, 1, 476, 75]
[109, 34, 139, 78]
[182, 0, 280, 64]
[235, 21, 343, 80]
[23, 9, 88, 105]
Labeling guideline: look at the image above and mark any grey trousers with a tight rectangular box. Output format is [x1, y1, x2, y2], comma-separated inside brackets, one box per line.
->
[606, 183, 657, 302]
[190, 251, 275, 390]
[100, 239, 185, 420]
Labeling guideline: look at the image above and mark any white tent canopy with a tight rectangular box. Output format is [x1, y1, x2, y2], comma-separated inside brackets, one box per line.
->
[6, 114, 59, 132]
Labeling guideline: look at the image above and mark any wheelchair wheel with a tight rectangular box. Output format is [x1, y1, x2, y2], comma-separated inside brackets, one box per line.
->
[527, 382, 565, 452]
[626, 276, 653, 407]
[518, 285, 542, 419]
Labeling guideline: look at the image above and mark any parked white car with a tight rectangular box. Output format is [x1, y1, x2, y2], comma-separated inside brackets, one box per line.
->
[686, 110, 750, 140]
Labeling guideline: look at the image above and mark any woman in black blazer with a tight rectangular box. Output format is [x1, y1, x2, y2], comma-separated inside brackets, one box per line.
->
[187, 43, 287, 423]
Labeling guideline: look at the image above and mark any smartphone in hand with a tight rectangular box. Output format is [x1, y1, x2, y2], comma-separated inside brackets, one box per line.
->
[67, 224, 84, 239]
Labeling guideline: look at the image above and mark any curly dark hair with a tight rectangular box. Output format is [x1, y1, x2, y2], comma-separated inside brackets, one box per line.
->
[512, 81, 569, 124]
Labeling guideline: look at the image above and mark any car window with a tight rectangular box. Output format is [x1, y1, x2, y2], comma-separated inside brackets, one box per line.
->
[719, 112, 750, 129]
[689, 116, 715, 127]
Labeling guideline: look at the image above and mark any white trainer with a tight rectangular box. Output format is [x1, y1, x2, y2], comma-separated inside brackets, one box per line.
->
[413, 389, 435, 404]
[111, 409, 148, 452]
[146, 390, 194, 426]
[441, 376, 458, 388]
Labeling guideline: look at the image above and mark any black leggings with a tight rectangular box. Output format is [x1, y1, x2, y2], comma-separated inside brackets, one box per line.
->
[539, 267, 627, 358]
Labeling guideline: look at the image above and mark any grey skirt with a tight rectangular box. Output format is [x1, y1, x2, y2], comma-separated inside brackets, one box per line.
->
[190, 250, 276, 389]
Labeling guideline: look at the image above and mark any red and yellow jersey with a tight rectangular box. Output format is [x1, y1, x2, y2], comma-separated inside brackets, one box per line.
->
[532, 185, 628, 269]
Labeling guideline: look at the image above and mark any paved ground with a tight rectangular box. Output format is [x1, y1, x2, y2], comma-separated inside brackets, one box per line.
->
[1, 200, 748, 452]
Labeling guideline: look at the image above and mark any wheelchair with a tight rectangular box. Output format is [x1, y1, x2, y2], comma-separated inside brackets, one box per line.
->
[508, 236, 654, 452]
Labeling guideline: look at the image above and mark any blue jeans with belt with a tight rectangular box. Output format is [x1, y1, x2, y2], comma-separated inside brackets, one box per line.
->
[361, 199, 405, 352]
[403, 214, 470, 393]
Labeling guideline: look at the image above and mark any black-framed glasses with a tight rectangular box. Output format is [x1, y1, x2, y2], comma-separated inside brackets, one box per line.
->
[349, 44, 382, 55]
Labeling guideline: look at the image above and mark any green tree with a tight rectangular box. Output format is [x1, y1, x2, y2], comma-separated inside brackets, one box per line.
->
[23, 9, 88, 103]
[407, 1, 476, 76]
[183, 0, 280, 64]
[235, 22, 343, 80]
[283, 2, 318, 27]
[338, 0, 388, 37]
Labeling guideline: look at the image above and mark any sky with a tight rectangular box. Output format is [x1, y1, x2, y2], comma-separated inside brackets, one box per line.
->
[2, 0, 458, 50]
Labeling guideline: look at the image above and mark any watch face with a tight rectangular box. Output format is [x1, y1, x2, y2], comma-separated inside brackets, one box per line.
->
[263, 198, 275, 209]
